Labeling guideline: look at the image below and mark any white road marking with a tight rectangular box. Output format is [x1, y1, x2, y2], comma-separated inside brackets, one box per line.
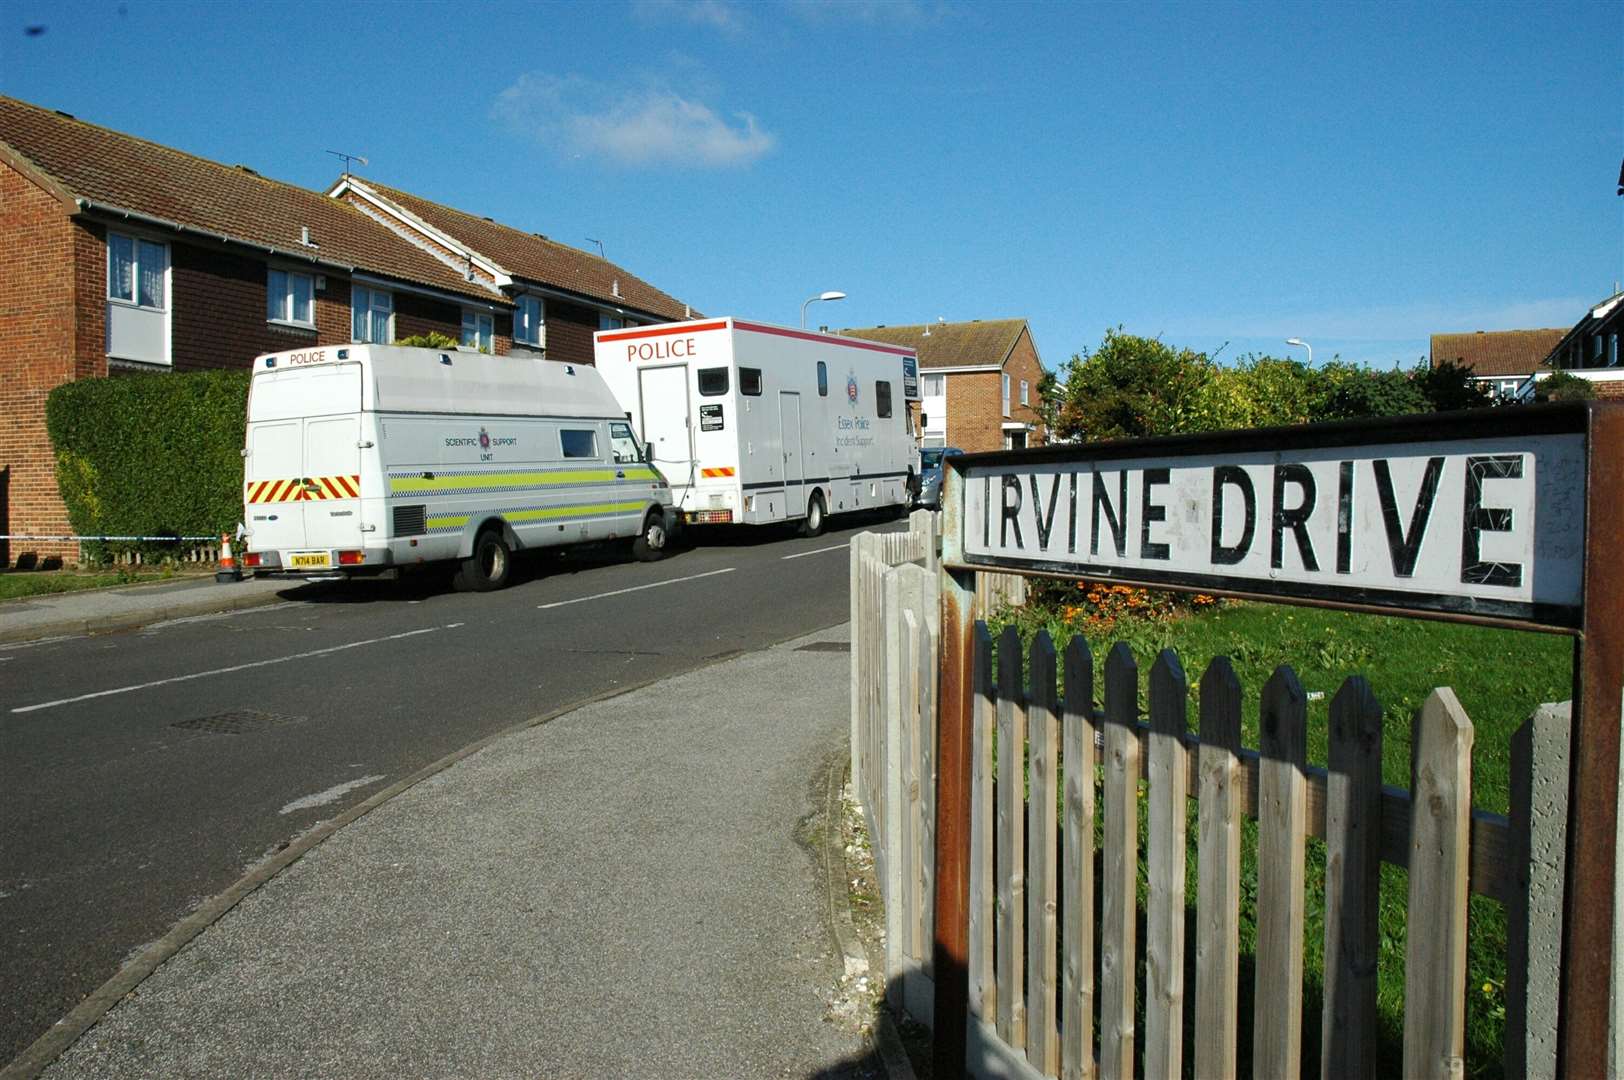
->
[537, 567, 735, 610]
[141, 601, 308, 632]
[781, 543, 850, 560]
[280, 774, 386, 815]
[10, 624, 460, 714]
[0, 634, 82, 651]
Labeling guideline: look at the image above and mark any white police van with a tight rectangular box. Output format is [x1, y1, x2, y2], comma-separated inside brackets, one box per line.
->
[241, 343, 676, 589]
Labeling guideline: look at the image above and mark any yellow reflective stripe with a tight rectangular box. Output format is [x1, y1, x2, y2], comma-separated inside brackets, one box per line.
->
[506, 501, 647, 524]
[426, 513, 472, 530]
[390, 467, 657, 494]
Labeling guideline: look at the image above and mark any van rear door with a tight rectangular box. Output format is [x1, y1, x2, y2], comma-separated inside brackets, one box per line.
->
[245, 363, 363, 558]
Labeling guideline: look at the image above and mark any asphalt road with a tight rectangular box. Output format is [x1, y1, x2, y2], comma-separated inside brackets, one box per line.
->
[0, 514, 894, 1065]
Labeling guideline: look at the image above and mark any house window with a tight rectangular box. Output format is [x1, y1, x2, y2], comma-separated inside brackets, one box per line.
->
[922, 434, 946, 449]
[600, 313, 635, 331]
[106, 232, 169, 365]
[352, 285, 393, 343]
[740, 367, 763, 396]
[922, 373, 944, 397]
[461, 309, 494, 352]
[1020, 379, 1030, 407]
[1001, 373, 1011, 417]
[267, 269, 314, 326]
[514, 296, 545, 347]
[817, 361, 828, 397]
[108, 232, 168, 310]
[876, 381, 893, 419]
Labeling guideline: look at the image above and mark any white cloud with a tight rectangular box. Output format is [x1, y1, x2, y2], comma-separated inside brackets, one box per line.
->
[632, 0, 748, 34]
[493, 73, 776, 169]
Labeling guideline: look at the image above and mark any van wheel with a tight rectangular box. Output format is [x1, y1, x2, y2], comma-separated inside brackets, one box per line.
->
[632, 511, 668, 562]
[799, 492, 827, 538]
[456, 528, 512, 591]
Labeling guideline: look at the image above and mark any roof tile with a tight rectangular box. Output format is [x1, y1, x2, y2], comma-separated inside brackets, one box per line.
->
[350, 179, 695, 321]
[839, 319, 1028, 369]
[1429, 329, 1566, 377]
[0, 96, 504, 302]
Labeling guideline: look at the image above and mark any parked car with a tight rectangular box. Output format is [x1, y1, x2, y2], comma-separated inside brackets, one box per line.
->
[915, 446, 965, 509]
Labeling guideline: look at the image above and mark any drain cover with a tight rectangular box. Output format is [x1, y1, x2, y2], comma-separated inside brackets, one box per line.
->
[796, 641, 850, 653]
[171, 710, 307, 735]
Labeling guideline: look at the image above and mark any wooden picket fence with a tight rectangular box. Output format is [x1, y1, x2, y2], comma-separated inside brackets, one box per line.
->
[850, 527, 1570, 1079]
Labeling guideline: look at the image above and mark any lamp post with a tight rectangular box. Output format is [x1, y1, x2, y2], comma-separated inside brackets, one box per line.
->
[801, 290, 847, 329]
[1286, 337, 1313, 367]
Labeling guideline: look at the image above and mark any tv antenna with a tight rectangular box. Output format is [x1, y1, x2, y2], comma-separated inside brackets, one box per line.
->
[326, 149, 369, 176]
[585, 237, 605, 259]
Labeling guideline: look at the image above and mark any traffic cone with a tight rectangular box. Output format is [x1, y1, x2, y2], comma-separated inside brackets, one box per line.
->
[215, 532, 242, 583]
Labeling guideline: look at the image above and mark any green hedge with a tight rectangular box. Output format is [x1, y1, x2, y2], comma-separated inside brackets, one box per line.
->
[44, 369, 249, 563]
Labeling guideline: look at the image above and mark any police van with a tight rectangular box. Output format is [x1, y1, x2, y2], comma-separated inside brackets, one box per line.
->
[592, 317, 921, 536]
[241, 343, 676, 590]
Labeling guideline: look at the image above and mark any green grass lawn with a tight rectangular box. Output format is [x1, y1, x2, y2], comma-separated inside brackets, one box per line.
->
[0, 568, 180, 602]
[988, 597, 1572, 1078]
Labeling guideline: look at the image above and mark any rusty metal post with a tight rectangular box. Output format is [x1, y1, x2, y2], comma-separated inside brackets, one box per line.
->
[934, 461, 975, 1079]
[1560, 402, 1624, 1076]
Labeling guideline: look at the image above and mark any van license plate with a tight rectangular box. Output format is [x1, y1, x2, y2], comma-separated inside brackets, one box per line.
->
[289, 551, 331, 569]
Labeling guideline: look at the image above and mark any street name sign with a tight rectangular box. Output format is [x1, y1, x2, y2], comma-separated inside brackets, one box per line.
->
[943, 408, 1591, 628]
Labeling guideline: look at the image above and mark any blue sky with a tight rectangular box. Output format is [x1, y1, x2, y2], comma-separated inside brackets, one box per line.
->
[3, 0, 1620, 372]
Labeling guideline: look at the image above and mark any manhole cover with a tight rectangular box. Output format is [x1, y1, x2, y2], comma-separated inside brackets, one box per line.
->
[171, 710, 308, 735]
[796, 641, 850, 653]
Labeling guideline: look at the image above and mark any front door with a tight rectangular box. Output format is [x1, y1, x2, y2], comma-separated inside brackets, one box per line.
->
[639, 364, 693, 492]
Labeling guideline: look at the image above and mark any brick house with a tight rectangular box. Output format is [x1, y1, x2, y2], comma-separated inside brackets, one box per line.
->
[839, 319, 1047, 451]
[1429, 328, 1565, 402]
[0, 96, 693, 567]
[1541, 290, 1624, 397]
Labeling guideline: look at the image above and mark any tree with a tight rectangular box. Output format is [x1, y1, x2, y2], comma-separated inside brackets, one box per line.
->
[1412, 359, 1489, 412]
[1319, 367, 1429, 420]
[1052, 329, 1216, 442]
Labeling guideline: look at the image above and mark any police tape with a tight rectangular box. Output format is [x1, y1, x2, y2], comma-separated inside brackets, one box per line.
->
[0, 534, 227, 542]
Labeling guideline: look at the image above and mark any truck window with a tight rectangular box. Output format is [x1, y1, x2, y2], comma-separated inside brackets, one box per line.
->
[560, 429, 598, 459]
[740, 367, 763, 396]
[609, 421, 642, 464]
[876, 381, 893, 419]
[698, 368, 729, 396]
[817, 361, 828, 397]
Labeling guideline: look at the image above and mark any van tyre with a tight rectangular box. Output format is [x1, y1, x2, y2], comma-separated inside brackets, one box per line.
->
[456, 528, 513, 591]
[632, 510, 669, 562]
[799, 492, 827, 538]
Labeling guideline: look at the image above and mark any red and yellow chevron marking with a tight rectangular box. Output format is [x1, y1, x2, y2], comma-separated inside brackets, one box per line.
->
[700, 467, 737, 478]
[245, 475, 360, 503]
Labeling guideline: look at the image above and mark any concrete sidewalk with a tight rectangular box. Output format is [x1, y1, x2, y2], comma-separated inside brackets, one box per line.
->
[31, 624, 884, 1080]
[0, 574, 302, 645]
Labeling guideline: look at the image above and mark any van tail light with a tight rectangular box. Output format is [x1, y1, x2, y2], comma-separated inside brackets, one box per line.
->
[242, 552, 262, 568]
[337, 550, 365, 565]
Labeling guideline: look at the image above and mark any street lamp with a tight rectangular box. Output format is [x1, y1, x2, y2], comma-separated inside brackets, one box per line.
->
[1286, 337, 1313, 367]
[801, 290, 846, 329]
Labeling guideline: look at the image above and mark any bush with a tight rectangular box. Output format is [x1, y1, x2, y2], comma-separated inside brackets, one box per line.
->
[396, 331, 459, 349]
[1534, 369, 1596, 402]
[45, 369, 249, 563]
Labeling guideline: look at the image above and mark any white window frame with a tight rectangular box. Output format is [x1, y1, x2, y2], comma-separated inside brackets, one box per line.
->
[514, 294, 546, 348]
[461, 309, 494, 352]
[107, 231, 169, 312]
[351, 285, 393, 344]
[266, 267, 315, 328]
[922, 373, 944, 396]
[1001, 372, 1011, 418]
[600, 313, 629, 332]
[1020, 379, 1030, 407]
